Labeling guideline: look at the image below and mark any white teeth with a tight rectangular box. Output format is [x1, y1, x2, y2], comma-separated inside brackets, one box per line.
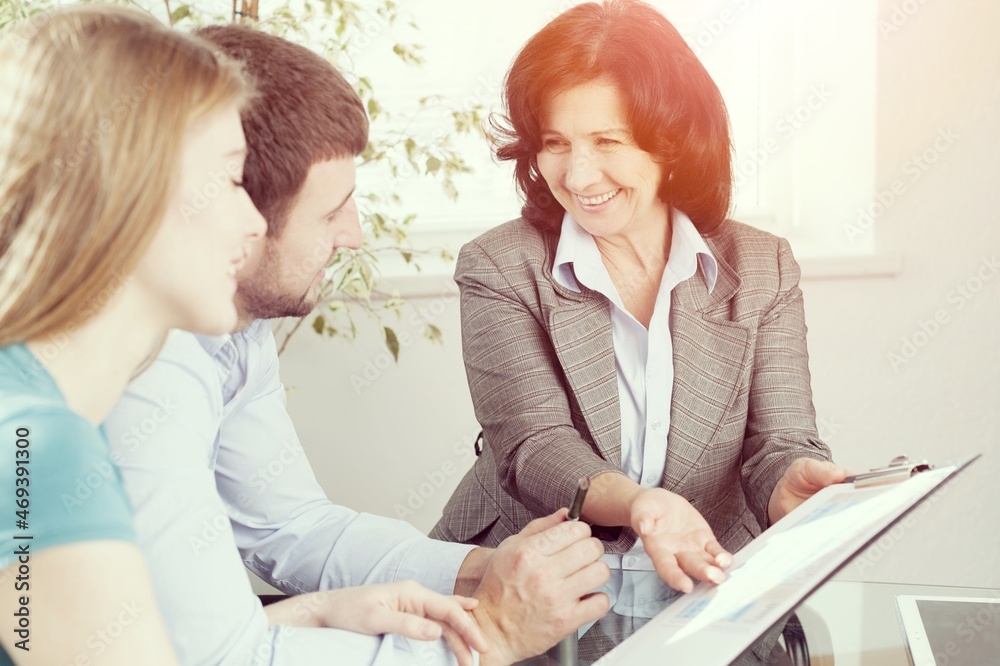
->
[578, 189, 620, 206]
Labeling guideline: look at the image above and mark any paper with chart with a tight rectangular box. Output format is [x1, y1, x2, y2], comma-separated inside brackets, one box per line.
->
[594, 455, 978, 665]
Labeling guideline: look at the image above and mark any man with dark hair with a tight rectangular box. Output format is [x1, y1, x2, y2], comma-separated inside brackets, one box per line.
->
[104, 26, 609, 666]
[198, 24, 372, 322]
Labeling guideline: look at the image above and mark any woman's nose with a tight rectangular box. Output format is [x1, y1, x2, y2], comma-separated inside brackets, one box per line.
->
[564, 148, 601, 193]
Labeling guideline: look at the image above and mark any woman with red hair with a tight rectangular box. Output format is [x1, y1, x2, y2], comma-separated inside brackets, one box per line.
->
[433, 0, 846, 594]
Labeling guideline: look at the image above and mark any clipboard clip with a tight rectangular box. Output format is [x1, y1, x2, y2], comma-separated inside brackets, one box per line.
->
[844, 455, 931, 488]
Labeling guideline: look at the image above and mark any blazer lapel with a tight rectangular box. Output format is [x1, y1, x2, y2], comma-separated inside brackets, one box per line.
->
[664, 254, 753, 489]
[548, 294, 623, 467]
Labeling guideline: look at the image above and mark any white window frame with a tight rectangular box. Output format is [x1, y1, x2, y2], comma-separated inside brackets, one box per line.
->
[357, 0, 898, 296]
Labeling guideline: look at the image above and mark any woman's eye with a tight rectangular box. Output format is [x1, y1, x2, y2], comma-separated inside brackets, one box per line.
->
[596, 138, 620, 148]
[543, 138, 568, 152]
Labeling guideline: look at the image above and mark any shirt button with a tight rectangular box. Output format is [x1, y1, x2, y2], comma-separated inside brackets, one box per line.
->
[645, 474, 658, 485]
[651, 420, 662, 430]
[626, 557, 637, 568]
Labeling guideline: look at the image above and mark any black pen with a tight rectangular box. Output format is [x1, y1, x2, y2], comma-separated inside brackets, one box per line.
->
[567, 476, 590, 521]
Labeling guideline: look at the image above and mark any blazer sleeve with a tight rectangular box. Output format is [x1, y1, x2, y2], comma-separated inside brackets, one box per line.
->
[739, 237, 832, 528]
[455, 240, 626, 518]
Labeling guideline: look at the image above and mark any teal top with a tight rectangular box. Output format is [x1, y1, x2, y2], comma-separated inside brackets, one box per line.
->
[0, 343, 135, 663]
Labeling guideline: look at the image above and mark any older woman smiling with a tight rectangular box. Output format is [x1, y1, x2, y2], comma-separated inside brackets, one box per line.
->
[431, 0, 847, 593]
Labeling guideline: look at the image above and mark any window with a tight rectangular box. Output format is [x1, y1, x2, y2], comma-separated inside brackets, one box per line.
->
[351, 0, 890, 289]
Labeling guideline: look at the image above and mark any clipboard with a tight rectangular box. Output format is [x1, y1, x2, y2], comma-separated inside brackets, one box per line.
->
[593, 454, 981, 666]
[844, 455, 933, 487]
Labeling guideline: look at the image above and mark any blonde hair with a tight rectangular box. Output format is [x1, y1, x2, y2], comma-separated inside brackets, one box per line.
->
[0, 4, 250, 346]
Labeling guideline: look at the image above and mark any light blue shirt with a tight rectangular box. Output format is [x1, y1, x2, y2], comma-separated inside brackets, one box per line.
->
[104, 321, 475, 665]
[553, 210, 718, 570]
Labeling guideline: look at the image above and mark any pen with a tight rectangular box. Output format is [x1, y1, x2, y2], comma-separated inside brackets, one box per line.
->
[567, 476, 590, 521]
[551, 477, 590, 664]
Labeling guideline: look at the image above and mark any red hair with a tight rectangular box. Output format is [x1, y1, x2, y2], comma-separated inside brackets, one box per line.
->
[196, 26, 368, 237]
[494, 0, 733, 233]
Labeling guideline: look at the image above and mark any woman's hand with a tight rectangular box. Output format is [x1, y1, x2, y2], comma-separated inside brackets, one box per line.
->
[768, 457, 848, 525]
[264, 581, 487, 666]
[629, 488, 732, 592]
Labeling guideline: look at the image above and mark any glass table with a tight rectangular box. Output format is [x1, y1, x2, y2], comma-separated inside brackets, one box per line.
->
[518, 573, 1000, 665]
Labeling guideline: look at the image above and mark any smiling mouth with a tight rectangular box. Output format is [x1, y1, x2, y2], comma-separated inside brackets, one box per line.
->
[576, 188, 621, 206]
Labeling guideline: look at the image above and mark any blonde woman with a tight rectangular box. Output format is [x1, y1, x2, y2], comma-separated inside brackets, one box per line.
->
[0, 6, 266, 664]
[0, 7, 503, 666]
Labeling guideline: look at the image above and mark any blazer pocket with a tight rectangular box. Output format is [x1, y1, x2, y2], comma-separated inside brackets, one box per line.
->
[718, 508, 759, 554]
[437, 468, 504, 546]
[454, 511, 502, 546]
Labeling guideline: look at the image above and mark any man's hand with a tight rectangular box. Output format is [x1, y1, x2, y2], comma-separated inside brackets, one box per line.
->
[454, 547, 494, 597]
[768, 457, 848, 525]
[263, 581, 487, 666]
[471, 509, 610, 666]
[629, 488, 731, 593]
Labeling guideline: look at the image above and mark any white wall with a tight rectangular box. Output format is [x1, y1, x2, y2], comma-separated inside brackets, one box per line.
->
[273, 0, 1000, 591]
[802, 0, 1000, 585]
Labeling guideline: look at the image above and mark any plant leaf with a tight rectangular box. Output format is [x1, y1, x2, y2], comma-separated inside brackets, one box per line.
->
[384, 326, 400, 362]
[171, 4, 191, 23]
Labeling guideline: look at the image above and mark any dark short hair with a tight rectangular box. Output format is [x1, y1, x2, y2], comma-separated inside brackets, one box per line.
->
[195, 26, 368, 237]
[494, 0, 733, 234]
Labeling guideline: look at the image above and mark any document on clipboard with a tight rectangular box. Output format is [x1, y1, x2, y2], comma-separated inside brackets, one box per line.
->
[594, 454, 980, 666]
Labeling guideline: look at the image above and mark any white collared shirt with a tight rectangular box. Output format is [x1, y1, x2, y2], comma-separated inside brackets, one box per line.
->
[105, 321, 474, 665]
[553, 210, 718, 569]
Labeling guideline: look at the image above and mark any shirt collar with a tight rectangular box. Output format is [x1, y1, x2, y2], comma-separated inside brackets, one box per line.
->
[669, 210, 718, 294]
[195, 318, 271, 364]
[552, 209, 718, 295]
[195, 330, 231, 359]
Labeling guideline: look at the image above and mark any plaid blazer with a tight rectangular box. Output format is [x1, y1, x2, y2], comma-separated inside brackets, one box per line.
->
[429, 218, 832, 554]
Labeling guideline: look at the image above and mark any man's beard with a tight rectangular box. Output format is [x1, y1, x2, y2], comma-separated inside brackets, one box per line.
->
[236, 244, 320, 321]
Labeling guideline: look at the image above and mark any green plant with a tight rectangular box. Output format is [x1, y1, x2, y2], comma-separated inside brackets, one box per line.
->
[1, 0, 485, 360]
